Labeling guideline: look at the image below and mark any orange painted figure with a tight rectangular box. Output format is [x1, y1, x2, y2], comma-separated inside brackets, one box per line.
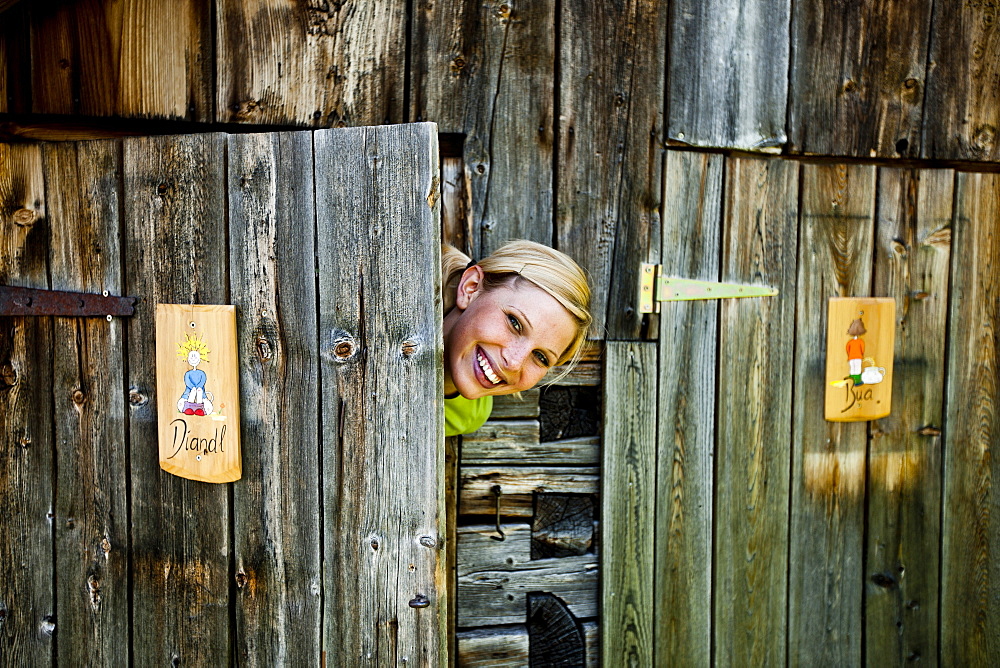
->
[846, 318, 866, 384]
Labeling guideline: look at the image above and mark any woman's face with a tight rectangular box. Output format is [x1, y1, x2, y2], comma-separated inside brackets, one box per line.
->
[443, 267, 578, 399]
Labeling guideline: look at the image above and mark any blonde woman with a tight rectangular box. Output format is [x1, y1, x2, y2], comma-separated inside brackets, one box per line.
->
[441, 240, 592, 436]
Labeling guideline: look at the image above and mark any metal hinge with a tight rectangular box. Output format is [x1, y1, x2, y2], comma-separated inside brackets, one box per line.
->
[639, 264, 779, 314]
[0, 286, 137, 319]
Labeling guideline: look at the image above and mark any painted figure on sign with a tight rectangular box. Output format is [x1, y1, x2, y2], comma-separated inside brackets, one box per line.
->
[176, 333, 215, 416]
[846, 317, 866, 385]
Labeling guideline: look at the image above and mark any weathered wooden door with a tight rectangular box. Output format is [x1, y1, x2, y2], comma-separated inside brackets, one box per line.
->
[602, 153, 1000, 665]
[0, 123, 446, 666]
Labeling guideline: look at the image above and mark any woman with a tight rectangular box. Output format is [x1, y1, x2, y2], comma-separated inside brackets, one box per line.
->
[441, 240, 592, 436]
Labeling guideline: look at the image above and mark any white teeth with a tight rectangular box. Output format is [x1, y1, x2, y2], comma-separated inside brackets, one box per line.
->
[477, 352, 501, 384]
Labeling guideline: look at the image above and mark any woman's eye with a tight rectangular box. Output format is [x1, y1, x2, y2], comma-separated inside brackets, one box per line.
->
[507, 314, 522, 331]
[534, 350, 549, 366]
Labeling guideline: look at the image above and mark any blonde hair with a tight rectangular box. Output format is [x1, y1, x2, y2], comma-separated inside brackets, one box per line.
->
[442, 240, 592, 376]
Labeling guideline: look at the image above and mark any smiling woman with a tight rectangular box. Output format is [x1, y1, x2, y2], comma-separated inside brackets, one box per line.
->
[441, 241, 593, 436]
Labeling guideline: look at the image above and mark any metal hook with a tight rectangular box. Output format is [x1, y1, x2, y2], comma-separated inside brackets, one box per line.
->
[490, 485, 506, 541]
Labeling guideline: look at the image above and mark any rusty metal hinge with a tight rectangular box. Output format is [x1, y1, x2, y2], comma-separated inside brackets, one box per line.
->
[639, 264, 779, 314]
[0, 286, 137, 319]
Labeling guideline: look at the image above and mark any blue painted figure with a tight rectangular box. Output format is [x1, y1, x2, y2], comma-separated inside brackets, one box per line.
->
[176, 333, 214, 416]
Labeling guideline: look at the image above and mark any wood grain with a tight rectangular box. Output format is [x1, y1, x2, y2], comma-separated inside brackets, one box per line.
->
[217, 0, 406, 126]
[788, 0, 933, 158]
[865, 167, 952, 666]
[462, 421, 599, 465]
[43, 140, 129, 666]
[601, 342, 656, 665]
[411, 0, 555, 252]
[124, 133, 231, 666]
[30, 0, 212, 120]
[668, 0, 789, 151]
[557, 0, 667, 339]
[0, 142, 53, 665]
[788, 163, 876, 666]
[924, 1, 1000, 160]
[315, 123, 444, 665]
[458, 554, 598, 626]
[227, 131, 321, 665]
[456, 625, 529, 667]
[460, 466, 599, 517]
[715, 156, 798, 667]
[655, 151, 722, 666]
[941, 171, 1000, 663]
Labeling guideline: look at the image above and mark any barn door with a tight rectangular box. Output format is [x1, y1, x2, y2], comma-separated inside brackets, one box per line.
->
[0, 123, 446, 666]
[603, 152, 1000, 665]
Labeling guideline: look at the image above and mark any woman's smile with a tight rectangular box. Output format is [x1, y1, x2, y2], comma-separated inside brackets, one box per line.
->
[442, 268, 578, 399]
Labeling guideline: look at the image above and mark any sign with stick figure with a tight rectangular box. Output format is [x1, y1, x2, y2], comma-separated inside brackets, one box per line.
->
[156, 304, 241, 482]
[825, 297, 895, 422]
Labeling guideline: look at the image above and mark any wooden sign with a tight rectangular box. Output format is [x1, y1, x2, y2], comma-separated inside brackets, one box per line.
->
[825, 298, 895, 422]
[155, 304, 241, 482]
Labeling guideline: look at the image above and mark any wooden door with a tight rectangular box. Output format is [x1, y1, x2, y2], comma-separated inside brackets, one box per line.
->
[601, 152, 1000, 665]
[0, 123, 446, 666]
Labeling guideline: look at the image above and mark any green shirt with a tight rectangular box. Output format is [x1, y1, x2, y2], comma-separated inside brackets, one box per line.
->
[444, 394, 493, 436]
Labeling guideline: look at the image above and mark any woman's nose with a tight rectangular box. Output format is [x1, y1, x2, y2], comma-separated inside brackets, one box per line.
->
[501, 342, 530, 370]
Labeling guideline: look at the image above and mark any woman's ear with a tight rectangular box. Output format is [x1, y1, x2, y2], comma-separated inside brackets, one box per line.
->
[454, 265, 485, 310]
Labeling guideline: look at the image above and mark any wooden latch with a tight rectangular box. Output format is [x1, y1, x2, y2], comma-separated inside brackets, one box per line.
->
[638, 264, 779, 314]
[0, 286, 137, 319]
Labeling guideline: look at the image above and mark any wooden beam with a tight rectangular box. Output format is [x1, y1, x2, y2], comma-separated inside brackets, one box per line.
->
[601, 342, 656, 664]
[715, 156, 798, 666]
[941, 172, 1000, 662]
[864, 167, 951, 664]
[788, 163, 876, 665]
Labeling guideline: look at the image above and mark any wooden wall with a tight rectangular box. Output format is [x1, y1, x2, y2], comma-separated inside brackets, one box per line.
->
[3, 0, 1000, 666]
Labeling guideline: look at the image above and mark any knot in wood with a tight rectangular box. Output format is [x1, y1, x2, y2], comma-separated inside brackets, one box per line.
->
[842, 79, 858, 94]
[1, 363, 18, 387]
[495, 3, 511, 19]
[40, 616, 55, 637]
[129, 388, 148, 407]
[101, 537, 112, 554]
[256, 336, 273, 361]
[870, 571, 896, 589]
[12, 208, 36, 226]
[401, 340, 418, 356]
[72, 389, 86, 406]
[18, 434, 30, 448]
[902, 78, 918, 90]
[156, 182, 169, 196]
[333, 338, 357, 361]
[450, 55, 466, 75]
[235, 569, 248, 589]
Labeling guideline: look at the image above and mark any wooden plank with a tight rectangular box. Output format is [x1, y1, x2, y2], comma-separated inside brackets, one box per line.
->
[865, 168, 951, 665]
[43, 140, 128, 666]
[490, 389, 540, 419]
[0, 5, 30, 115]
[30, 0, 212, 120]
[458, 554, 598, 627]
[462, 430, 601, 466]
[582, 620, 599, 668]
[787, 163, 876, 666]
[667, 0, 789, 151]
[655, 151, 722, 666]
[460, 467, 600, 517]
[456, 625, 529, 667]
[227, 131, 321, 665]
[601, 342, 656, 665]
[440, 157, 473, 254]
[0, 142, 53, 665]
[217, 0, 406, 126]
[316, 123, 444, 665]
[411, 0, 554, 252]
[457, 524, 532, 570]
[124, 134, 230, 665]
[557, 0, 667, 339]
[462, 422, 599, 466]
[714, 156, 798, 667]
[924, 2, 1000, 160]
[788, 0, 933, 158]
[941, 172, 1000, 663]
[547, 361, 601, 386]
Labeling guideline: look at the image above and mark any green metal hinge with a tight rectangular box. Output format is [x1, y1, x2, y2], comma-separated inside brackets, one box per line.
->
[638, 264, 779, 314]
